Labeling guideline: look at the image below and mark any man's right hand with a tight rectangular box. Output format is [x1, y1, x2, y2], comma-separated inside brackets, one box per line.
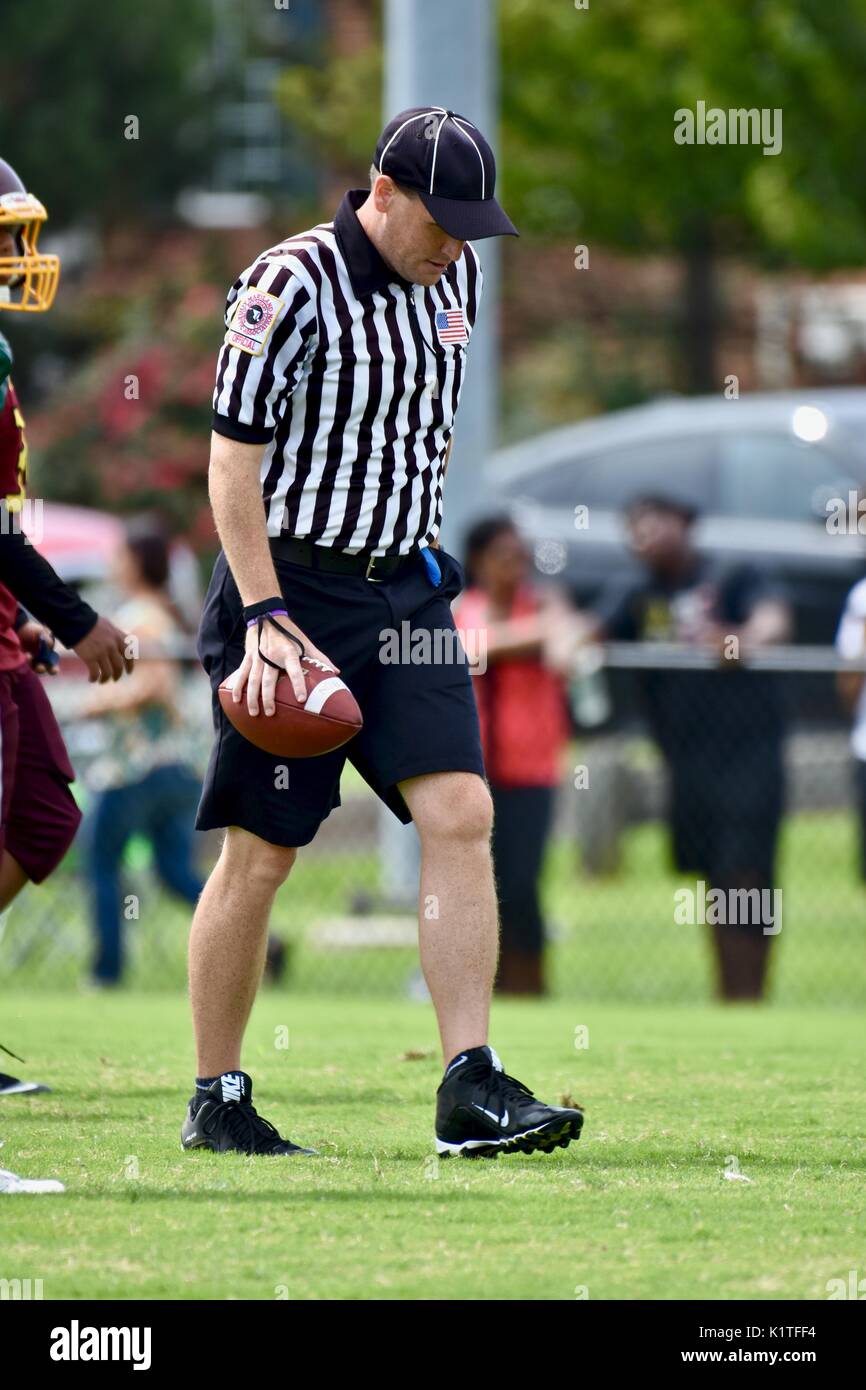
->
[230, 617, 340, 716]
[73, 616, 134, 683]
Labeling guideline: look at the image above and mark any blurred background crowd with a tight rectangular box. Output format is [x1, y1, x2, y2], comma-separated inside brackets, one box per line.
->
[3, 0, 866, 1007]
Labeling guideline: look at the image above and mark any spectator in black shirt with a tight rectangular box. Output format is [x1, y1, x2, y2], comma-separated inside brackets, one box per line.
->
[591, 495, 791, 1001]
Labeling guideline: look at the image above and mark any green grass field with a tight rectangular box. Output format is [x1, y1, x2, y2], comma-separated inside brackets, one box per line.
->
[1, 993, 862, 1300]
[4, 809, 866, 1004]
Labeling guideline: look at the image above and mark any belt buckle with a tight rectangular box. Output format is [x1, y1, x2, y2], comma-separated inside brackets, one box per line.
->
[365, 555, 383, 583]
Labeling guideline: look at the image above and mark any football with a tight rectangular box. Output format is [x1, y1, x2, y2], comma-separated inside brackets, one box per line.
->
[218, 657, 363, 757]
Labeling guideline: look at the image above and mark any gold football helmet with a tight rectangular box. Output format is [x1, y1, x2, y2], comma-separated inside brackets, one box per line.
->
[0, 158, 60, 312]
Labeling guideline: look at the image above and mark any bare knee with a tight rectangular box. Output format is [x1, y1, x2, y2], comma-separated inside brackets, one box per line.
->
[221, 828, 298, 892]
[406, 773, 493, 847]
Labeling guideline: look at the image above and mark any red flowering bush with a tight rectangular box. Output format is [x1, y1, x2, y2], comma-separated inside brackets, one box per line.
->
[26, 227, 272, 557]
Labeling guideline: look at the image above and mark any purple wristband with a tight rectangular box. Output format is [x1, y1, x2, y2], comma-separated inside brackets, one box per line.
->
[246, 609, 288, 628]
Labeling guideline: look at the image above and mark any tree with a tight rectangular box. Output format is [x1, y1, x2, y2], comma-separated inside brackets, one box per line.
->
[275, 0, 866, 392]
[0, 0, 214, 227]
[499, 0, 866, 389]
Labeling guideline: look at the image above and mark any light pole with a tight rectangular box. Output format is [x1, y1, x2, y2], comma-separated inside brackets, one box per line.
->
[384, 0, 500, 553]
[378, 1, 501, 912]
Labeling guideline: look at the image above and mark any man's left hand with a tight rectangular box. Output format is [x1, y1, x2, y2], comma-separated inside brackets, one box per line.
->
[18, 621, 58, 675]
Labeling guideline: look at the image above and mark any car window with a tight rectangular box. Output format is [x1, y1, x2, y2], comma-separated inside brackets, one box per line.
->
[511, 435, 717, 514]
[717, 433, 860, 521]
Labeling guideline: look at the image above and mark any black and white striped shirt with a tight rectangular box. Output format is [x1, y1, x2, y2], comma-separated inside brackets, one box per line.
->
[212, 189, 483, 556]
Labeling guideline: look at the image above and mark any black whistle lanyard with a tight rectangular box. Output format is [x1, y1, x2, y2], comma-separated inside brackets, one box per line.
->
[405, 287, 467, 356]
[255, 613, 305, 672]
[405, 287, 441, 357]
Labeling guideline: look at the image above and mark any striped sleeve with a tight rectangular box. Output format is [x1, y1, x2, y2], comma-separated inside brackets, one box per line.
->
[463, 242, 483, 328]
[212, 257, 318, 445]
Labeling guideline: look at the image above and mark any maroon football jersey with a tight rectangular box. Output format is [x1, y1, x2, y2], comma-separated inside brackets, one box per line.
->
[0, 378, 29, 671]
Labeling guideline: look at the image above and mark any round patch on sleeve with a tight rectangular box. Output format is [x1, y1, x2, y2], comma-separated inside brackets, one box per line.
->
[225, 289, 284, 356]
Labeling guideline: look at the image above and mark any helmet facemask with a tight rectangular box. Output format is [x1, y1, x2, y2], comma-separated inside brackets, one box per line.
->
[0, 191, 60, 312]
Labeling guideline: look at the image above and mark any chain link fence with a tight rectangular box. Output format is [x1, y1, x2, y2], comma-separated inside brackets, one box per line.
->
[1, 643, 864, 1005]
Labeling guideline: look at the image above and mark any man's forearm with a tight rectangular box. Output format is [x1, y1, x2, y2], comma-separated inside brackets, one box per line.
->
[837, 670, 865, 714]
[0, 511, 98, 646]
[208, 432, 283, 607]
[739, 600, 792, 648]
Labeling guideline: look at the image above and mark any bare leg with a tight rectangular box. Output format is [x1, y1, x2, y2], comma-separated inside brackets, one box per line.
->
[188, 827, 296, 1077]
[0, 851, 42, 1089]
[0, 850, 28, 912]
[398, 772, 498, 1066]
[710, 871, 774, 1001]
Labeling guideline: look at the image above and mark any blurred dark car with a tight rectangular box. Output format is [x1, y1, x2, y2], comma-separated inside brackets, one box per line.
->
[487, 389, 866, 644]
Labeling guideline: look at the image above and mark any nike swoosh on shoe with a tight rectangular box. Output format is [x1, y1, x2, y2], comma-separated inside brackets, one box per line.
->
[472, 1103, 509, 1126]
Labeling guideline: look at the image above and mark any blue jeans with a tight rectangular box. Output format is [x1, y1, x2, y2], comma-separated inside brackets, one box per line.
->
[86, 763, 204, 983]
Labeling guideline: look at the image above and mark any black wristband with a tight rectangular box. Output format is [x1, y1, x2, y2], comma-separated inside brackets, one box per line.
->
[242, 596, 285, 623]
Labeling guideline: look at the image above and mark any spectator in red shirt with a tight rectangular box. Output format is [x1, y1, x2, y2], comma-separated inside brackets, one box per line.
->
[455, 516, 576, 995]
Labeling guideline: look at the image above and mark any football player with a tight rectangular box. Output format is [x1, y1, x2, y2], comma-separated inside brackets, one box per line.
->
[0, 156, 133, 1096]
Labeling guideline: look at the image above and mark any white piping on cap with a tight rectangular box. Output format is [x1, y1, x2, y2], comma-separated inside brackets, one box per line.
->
[379, 108, 447, 177]
[451, 117, 486, 199]
[428, 113, 450, 194]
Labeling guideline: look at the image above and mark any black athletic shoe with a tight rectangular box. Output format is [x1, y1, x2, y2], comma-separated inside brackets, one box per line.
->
[435, 1046, 584, 1159]
[181, 1072, 316, 1156]
[0, 1071, 51, 1096]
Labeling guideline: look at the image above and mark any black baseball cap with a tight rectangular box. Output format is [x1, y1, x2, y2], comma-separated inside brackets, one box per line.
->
[374, 106, 518, 241]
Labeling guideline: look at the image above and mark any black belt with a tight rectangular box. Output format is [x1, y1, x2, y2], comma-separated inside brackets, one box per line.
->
[270, 536, 416, 581]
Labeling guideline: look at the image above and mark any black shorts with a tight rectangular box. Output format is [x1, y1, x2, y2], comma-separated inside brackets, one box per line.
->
[195, 545, 485, 847]
[668, 746, 784, 884]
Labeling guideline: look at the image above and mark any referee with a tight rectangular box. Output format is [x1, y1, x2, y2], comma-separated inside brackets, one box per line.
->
[183, 108, 584, 1160]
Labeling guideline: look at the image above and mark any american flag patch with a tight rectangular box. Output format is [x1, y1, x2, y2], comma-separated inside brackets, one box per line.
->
[435, 308, 469, 345]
